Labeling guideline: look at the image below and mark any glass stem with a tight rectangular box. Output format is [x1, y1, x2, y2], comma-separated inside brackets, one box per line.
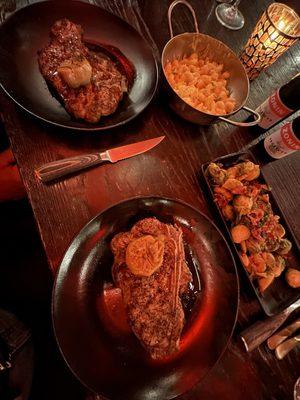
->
[232, 0, 241, 8]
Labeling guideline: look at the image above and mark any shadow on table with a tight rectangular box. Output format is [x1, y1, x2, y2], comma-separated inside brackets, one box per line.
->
[0, 198, 85, 400]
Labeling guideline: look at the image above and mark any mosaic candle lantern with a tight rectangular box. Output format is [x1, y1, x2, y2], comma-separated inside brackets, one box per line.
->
[240, 3, 300, 81]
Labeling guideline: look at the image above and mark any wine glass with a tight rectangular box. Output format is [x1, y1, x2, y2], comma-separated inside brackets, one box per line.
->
[215, 0, 245, 30]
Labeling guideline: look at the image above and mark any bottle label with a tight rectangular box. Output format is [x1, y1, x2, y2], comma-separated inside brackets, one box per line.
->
[264, 122, 300, 159]
[256, 89, 293, 129]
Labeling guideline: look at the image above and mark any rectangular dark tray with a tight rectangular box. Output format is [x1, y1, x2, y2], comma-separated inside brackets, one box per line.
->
[202, 151, 300, 316]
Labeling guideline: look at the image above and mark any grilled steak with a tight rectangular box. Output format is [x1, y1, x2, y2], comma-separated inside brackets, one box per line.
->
[111, 218, 192, 359]
[38, 19, 128, 123]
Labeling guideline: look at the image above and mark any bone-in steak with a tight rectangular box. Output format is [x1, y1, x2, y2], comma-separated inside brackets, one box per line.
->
[111, 218, 192, 359]
[38, 19, 128, 123]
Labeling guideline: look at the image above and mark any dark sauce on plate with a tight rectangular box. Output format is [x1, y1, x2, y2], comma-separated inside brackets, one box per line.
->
[181, 243, 201, 319]
[85, 40, 135, 89]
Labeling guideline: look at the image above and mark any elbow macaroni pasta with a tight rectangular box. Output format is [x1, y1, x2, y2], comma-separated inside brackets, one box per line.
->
[164, 53, 236, 116]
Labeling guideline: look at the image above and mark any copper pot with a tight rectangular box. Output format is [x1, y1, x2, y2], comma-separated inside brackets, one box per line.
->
[162, 0, 261, 127]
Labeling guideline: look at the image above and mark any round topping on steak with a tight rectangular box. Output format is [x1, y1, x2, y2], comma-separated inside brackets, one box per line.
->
[58, 57, 92, 88]
[125, 235, 165, 277]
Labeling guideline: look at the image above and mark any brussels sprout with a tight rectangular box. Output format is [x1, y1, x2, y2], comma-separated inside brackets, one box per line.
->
[233, 195, 253, 216]
[246, 237, 264, 253]
[207, 163, 227, 185]
[264, 239, 280, 252]
[276, 239, 292, 255]
[272, 255, 285, 277]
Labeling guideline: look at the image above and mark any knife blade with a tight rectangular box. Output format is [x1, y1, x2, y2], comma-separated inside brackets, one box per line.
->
[36, 136, 165, 183]
[106, 136, 164, 163]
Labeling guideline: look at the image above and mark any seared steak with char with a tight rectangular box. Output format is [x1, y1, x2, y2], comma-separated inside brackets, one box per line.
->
[111, 218, 192, 359]
[38, 19, 127, 123]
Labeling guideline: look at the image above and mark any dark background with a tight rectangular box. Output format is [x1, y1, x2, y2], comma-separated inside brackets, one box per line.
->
[0, 1, 299, 400]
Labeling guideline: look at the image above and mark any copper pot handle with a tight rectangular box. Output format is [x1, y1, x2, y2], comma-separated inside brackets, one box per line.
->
[168, 0, 199, 38]
[219, 106, 261, 127]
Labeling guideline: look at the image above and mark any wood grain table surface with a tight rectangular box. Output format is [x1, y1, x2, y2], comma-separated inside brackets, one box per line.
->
[0, 0, 300, 399]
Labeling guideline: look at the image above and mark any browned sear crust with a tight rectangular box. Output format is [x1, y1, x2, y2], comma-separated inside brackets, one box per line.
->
[111, 218, 192, 360]
[38, 19, 128, 123]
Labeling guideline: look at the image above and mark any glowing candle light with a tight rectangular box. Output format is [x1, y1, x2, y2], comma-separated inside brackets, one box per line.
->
[240, 3, 300, 81]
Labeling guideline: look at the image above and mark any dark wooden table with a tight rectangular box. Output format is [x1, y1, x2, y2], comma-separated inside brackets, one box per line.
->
[1, 0, 300, 399]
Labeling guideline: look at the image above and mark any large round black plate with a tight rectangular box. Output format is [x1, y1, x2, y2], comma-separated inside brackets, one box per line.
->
[0, 1, 158, 131]
[52, 197, 239, 399]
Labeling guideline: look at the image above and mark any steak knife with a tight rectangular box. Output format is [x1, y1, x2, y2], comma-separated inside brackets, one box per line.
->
[267, 318, 300, 350]
[240, 297, 300, 352]
[275, 334, 300, 360]
[36, 136, 165, 183]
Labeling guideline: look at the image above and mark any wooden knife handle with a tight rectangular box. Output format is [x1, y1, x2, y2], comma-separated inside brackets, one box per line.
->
[35, 153, 105, 183]
[267, 319, 300, 350]
[275, 336, 300, 360]
[240, 310, 290, 352]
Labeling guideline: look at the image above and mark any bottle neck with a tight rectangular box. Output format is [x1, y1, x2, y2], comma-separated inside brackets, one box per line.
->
[279, 73, 300, 110]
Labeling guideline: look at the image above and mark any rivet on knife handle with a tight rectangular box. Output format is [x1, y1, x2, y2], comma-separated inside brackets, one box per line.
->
[35, 153, 107, 183]
[275, 335, 300, 360]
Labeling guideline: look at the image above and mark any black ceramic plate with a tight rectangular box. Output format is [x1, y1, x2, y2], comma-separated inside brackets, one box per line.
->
[202, 151, 300, 316]
[0, 1, 158, 131]
[52, 197, 239, 400]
